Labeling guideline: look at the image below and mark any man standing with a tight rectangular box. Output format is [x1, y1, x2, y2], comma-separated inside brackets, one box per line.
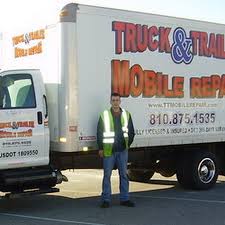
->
[97, 93, 135, 208]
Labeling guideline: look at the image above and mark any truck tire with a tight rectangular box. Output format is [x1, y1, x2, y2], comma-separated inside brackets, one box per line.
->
[191, 151, 218, 190]
[159, 169, 176, 177]
[127, 169, 154, 183]
[156, 159, 176, 177]
[177, 151, 218, 190]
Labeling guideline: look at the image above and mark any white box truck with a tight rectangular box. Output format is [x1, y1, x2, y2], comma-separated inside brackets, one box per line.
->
[0, 3, 225, 195]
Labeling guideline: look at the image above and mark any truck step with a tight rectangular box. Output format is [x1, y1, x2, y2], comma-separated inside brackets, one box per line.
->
[3, 187, 59, 199]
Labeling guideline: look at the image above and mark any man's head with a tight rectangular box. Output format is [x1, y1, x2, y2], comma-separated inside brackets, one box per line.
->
[110, 92, 121, 111]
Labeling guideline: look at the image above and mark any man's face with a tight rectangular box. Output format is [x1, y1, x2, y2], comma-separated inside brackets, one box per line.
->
[111, 96, 121, 109]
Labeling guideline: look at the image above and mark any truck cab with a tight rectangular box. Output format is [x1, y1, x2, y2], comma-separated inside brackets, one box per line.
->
[0, 70, 63, 194]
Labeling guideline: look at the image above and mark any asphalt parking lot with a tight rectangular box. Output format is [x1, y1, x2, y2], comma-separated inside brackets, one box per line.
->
[0, 169, 225, 225]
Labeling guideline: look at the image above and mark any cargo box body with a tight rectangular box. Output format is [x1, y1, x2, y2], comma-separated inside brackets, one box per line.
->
[3, 4, 225, 152]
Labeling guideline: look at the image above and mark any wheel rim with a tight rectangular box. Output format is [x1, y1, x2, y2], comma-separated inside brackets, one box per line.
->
[197, 158, 215, 184]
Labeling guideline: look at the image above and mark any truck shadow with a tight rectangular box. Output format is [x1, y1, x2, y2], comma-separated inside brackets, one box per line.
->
[0, 179, 224, 210]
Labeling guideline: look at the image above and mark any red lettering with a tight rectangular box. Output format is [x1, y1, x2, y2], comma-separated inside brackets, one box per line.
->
[211, 75, 221, 97]
[112, 21, 125, 54]
[159, 27, 171, 53]
[136, 24, 148, 52]
[218, 75, 225, 98]
[190, 78, 202, 98]
[156, 73, 163, 97]
[220, 35, 225, 58]
[112, 21, 173, 54]
[111, 60, 130, 97]
[199, 32, 209, 56]
[111, 60, 185, 98]
[29, 121, 35, 128]
[130, 64, 144, 97]
[191, 75, 225, 98]
[125, 23, 137, 52]
[208, 33, 217, 58]
[148, 26, 159, 51]
[216, 34, 222, 58]
[143, 70, 157, 97]
[163, 75, 173, 97]
[173, 77, 184, 97]
[202, 77, 212, 97]
[190, 31, 200, 55]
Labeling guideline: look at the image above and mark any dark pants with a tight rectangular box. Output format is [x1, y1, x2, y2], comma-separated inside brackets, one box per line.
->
[101, 150, 129, 202]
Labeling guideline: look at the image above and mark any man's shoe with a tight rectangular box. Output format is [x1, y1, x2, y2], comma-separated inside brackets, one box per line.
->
[100, 201, 110, 208]
[120, 200, 135, 207]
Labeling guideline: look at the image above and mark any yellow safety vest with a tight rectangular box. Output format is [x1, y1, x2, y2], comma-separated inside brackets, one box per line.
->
[100, 109, 130, 157]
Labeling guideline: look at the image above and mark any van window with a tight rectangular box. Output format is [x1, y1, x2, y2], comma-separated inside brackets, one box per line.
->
[0, 74, 36, 109]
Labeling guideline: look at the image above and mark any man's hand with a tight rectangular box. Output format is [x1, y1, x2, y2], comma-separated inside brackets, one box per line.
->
[98, 150, 104, 158]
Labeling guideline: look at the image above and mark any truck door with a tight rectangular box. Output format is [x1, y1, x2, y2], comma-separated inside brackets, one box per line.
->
[0, 70, 49, 169]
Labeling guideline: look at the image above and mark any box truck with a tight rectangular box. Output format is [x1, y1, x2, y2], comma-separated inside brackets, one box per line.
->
[0, 3, 225, 196]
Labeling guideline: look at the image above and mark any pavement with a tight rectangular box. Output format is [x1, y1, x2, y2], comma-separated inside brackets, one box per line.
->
[0, 169, 225, 225]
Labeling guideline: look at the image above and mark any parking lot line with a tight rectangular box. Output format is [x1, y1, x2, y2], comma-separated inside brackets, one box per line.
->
[133, 194, 225, 204]
[0, 213, 107, 225]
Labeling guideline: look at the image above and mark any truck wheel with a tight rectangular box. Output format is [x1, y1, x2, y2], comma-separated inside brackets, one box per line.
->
[127, 169, 154, 183]
[191, 152, 218, 190]
[159, 169, 176, 177]
[177, 151, 218, 190]
[156, 159, 176, 177]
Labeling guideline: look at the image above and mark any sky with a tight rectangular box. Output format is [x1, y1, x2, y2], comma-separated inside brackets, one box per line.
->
[0, 0, 225, 32]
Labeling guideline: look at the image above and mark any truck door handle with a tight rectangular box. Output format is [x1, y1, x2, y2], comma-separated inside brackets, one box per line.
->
[43, 95, 48, 118]
[37, 111, 43, 124]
